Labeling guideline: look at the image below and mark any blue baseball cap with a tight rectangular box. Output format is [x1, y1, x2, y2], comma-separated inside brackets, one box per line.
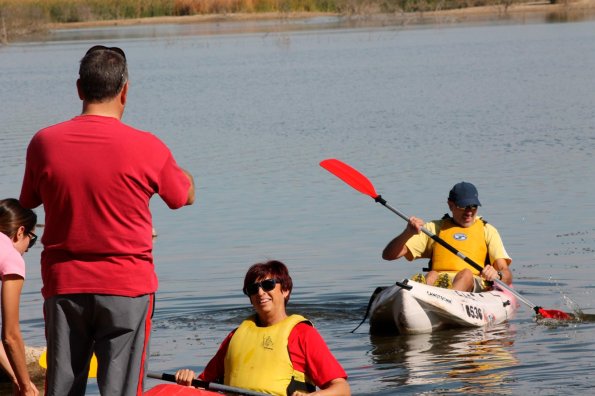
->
[448, 182, 481, 207]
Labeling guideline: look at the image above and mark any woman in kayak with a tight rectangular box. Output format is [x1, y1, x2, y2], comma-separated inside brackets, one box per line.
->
[382, 181, 512, 292]
[0, 198, 39, 395]
[175, 260, 350, 396]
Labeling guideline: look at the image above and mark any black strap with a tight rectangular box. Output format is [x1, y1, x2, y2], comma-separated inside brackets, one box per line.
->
[286, 376, 316, 396]
[350, 286, 387, 333]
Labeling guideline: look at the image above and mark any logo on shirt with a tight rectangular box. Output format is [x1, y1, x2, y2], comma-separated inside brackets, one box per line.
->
[262, 335, 274, 350]
[453, 233, 467, 241]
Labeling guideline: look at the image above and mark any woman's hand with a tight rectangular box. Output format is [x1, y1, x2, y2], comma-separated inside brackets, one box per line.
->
[174, 369, 197, 387]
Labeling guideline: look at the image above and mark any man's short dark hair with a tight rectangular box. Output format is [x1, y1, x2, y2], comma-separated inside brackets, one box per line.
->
[78, 46, 128, 102]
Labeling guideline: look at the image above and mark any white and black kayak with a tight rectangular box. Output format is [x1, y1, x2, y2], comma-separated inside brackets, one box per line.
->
[323, 159, 574, 330]
[367, 279, 518, 335]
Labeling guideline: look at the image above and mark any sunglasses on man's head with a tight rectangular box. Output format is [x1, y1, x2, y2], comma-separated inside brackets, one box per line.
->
[243, 278, 279, 296]
[85, 45, 126, 60]
[27, 231, 37, 249]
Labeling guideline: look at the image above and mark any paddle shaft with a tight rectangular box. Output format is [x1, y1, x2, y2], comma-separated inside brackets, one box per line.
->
[375, 195, 538, 311]
[147, 372, 270, 396]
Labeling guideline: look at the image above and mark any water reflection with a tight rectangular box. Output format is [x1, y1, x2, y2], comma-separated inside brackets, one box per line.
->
[546, 9, 595, 24]
[3, 17, 595, 395]
[369, 325, 518, 394]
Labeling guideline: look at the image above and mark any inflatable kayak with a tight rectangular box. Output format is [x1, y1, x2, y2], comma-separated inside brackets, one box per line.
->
[368, 279, 518, 335]
[145, 373, 270, 396]
[145, 384, 221, 396]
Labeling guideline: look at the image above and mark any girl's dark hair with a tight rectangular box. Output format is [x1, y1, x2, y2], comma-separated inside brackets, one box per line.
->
[244, 260, 293, 305]
[0, 198, 37, 238]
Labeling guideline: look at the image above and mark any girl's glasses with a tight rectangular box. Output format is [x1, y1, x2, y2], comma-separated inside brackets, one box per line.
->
[27, 231, 38, 249]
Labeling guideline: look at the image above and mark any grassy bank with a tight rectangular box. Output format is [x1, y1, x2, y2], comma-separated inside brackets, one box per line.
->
[0, 0, 581, 43]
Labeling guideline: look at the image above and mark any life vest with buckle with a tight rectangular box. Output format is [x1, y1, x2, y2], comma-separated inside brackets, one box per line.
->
[430, 215, 489, 275]
[224, 314, 315, 396]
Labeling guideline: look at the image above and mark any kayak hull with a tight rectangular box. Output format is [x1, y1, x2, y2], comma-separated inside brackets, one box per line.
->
[369, 279, 518, 335]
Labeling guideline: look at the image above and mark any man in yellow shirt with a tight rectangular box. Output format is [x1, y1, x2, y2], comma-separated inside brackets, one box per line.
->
[382, 182, 512, 292]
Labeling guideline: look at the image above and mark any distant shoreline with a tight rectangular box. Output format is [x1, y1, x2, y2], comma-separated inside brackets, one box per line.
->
[3, 1, 594, 45]
[46, 1, 595, 31]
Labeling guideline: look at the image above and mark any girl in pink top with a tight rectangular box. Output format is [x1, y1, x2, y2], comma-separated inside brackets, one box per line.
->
[0, 198, 39, 396]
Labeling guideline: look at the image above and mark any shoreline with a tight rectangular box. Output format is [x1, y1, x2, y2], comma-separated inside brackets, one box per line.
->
[2, 1, 594, 44]
[45, 1, 595, 31]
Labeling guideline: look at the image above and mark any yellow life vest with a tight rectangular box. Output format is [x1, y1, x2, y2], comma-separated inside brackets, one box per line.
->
[224, 314, 315, 396]
[431, 216, 488, 275]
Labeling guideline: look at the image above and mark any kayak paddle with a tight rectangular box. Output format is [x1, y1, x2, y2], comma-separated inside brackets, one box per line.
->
[147, 372, 270, 396]
[320, 158, 574, 321]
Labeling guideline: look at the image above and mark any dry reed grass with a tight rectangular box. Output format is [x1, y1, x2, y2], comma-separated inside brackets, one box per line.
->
[0, 1, 590, 43]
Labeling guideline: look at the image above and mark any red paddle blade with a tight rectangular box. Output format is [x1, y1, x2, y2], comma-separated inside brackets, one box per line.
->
[536, 307, 573, 320]
[320, 159, 378, 198]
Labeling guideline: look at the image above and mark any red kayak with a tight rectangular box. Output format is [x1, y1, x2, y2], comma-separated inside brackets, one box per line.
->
[145, 384, 221, 396]
[145, 373, 269, 396]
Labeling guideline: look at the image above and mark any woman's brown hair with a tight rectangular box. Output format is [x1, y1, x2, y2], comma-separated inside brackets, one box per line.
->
[244, 260, 293, 305]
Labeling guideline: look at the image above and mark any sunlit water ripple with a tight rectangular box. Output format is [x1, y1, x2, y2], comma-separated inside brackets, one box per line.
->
[1, 16, 594, 395]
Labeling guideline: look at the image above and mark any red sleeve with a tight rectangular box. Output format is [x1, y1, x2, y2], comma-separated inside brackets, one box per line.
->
[19, 134, 43, 209]
[156, 152, 191, 209]
[198, 330, 235, 383]
[288, 323, 347, 388]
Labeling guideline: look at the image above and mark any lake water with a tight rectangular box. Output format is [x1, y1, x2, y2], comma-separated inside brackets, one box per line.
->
[1, 14, 595, 395]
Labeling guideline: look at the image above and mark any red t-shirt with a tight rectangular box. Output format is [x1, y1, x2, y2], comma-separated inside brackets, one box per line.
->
[200, 322, 347, 388]
[20, 115, 191, 298]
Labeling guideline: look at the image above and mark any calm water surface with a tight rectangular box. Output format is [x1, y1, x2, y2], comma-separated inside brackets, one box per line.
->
[1, 17, 595, 395]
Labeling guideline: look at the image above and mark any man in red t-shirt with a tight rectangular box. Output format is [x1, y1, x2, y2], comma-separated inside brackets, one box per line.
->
[175, 260, 350, 396]
[20, 45, 195, 396]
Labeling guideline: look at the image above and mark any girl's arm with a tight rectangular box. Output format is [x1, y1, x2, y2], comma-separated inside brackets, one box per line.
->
[2, 274, 39, 395]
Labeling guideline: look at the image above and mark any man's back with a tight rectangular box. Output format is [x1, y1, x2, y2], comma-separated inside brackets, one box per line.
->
[19, 45, 195, 396]
[20, 114, 191, 298]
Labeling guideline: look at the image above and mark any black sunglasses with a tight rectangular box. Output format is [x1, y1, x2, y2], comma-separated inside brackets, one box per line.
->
[85, 45, 126, 60]
[243, 278, 279, 296]
[27, 231, 38, 249]
[456, 205, 479, 211]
